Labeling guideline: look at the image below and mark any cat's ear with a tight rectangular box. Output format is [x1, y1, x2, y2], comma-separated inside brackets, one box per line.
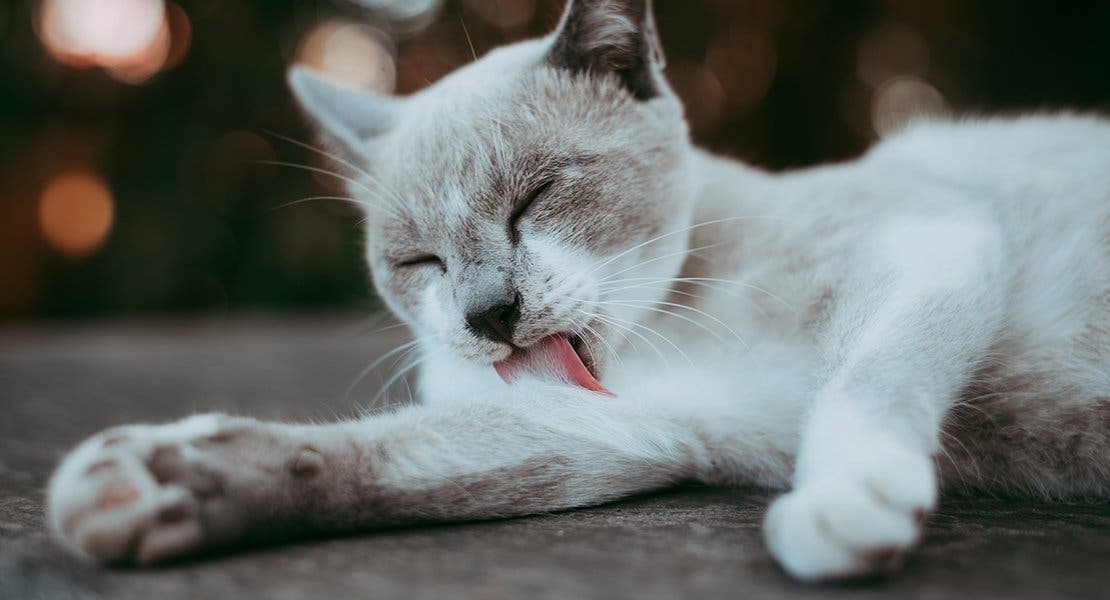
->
[286, 66, 401, 156]
[546, 0, 665, 100]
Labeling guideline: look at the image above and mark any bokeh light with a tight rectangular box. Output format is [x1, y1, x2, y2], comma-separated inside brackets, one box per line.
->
[346, 0, 444, 35]
[37, 170, 116, 258]
[854, 21, 950, 138]
[39, 0, 164, 66]
[104, 10, 170, 84]
[5, 0, 1106, 320]
[870, 76, 951, 137]
[36, 0, 190, 84]
[667, 61, 727, 135]
[297, 21, 397, 94]
[706, 24, 777, 113]
[161, 2, 192, 72]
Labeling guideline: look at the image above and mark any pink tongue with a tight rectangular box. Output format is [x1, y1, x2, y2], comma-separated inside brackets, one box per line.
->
[494, 334, 614, 396]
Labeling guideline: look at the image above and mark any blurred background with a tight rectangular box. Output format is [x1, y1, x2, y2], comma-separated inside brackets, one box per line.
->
[1, 0, 1107, 321]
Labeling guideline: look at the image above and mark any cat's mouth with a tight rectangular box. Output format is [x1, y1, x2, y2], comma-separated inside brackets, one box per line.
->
[493, 333, 614, 396]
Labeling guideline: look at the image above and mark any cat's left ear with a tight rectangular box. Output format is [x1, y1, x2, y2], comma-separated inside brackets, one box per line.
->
[546, 0, 665, 101]
[287, 66, 401, 156]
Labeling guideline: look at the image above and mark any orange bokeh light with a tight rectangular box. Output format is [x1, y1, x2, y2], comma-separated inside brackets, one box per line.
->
[706, 25, 777, 112]
[37, 170, 115, 258]
[162, 2, 192, 71]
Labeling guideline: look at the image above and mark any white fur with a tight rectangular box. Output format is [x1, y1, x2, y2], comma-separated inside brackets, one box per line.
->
[47, 0, 1110, 583]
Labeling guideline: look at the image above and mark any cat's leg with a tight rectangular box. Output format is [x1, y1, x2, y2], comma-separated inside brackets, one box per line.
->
[764, 216, 1009, 580]
[48, 391, 705, 565]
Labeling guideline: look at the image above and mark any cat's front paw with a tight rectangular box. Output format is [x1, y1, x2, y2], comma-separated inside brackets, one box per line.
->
[47, 414, 305, 564]
[762, 445, 936, 581]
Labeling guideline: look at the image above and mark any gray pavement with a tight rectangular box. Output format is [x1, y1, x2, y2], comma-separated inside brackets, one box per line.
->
[1, 316, 1107, 599]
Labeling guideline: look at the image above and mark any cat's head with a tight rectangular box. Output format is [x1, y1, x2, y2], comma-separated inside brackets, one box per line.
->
[289, 0, 694, 382]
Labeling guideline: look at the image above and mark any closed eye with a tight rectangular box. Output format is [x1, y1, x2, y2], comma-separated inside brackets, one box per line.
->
[395, 255, 445, 272]
[509, 180, 554, 235]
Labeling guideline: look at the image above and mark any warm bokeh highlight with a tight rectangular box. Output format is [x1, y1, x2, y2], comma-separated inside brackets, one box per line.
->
[297, 21, 397, 94]
[37, 170, 115, 258]
[2, 0, 1105, 319]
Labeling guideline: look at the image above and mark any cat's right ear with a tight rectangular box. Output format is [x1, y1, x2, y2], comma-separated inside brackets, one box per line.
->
[546, 0, 664, 101]
[286, 66, 400, 156]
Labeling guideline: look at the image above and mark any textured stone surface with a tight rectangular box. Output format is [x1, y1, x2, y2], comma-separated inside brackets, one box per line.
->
[1, 317, 1108, 599]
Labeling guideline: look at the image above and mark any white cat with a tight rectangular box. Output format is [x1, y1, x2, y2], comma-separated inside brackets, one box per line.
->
[47, 0, 1109, 581]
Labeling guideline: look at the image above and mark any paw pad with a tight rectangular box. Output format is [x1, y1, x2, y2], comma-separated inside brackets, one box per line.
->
[97, 483, 139, 509]
[149, 444, 186, 483]
[85, 459, 117, 475]
[289, 447, 324, 478]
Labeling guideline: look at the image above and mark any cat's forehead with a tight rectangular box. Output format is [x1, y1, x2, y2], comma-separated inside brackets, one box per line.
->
[382, 78, 637, 181]
[359, 41, 679, 228]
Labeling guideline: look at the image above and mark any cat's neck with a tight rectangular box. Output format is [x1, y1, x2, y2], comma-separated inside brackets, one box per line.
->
[667, 149, 825, 333]
[689, 149, 780, 223]
[683, 149, 786, 274]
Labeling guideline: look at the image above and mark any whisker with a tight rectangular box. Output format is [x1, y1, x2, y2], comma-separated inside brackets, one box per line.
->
[599, 279, 736, 310]
[270, 195, 378, 212]
[332, 311, 398, 340]
[459, 14, 478, 62]
[263, 130, 412, 211]
[401, 372, 416, 407]
[611, 298, 749, 348]
[599, 283, 708, 302]
[252, 159, 405, 218]
[583, 311, 636, 351]
[578, 321, 622, 367]
[598, 278, 750, 316]
[599, 242, 726, 283]
[599, 276, 726, 290]
[585, 309, 693, 365]
[597, 300, 725, 343]
[576, 308, 639, 358]
[599, 276, 798, 314]
[252, 159, 373, 195]
[585, 311, 672, 367]
[263, 130, 374, 181]
[343, 340, 419, 404]
[368, 351, 426, 411]
[587, 215, 781, 277]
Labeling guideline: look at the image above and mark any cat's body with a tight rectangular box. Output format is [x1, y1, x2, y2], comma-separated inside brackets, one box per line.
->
[415, 112, 1110, 502]
[47, 0, 1109, 581]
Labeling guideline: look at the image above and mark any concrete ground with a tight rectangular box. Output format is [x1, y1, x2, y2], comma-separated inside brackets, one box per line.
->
[1, 316, 1107, 599]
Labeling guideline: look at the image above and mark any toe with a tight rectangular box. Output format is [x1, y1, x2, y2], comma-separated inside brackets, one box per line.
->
[765, 493, 864, 581]
[137, 520, 203, 564]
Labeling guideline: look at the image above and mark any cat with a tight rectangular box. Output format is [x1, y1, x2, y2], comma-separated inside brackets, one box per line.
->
[46, 0, 1109, 581]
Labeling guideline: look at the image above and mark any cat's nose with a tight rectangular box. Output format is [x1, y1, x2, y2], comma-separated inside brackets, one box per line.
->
[465, 293, 521, 344]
